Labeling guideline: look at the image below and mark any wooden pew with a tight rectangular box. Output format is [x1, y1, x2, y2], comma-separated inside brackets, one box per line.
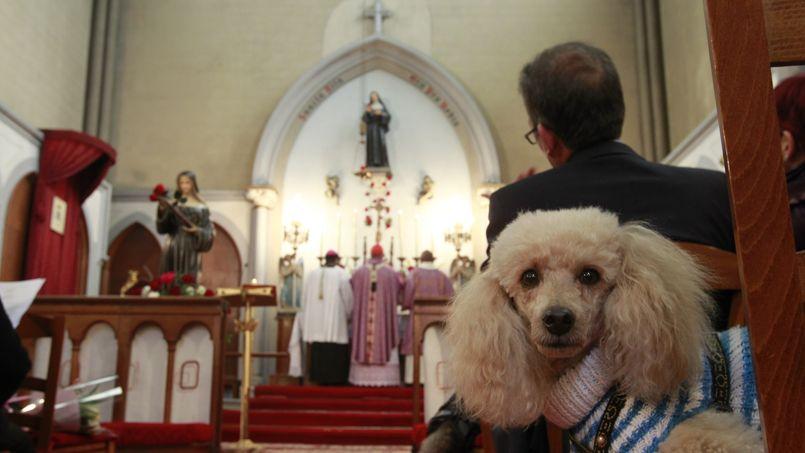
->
[13, 314, 65, 452]
[28, 296, 227, 451]
[703, 1, 805, 451]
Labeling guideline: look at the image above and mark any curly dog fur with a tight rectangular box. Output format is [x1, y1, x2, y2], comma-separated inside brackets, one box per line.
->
[446, 207, 762, 451]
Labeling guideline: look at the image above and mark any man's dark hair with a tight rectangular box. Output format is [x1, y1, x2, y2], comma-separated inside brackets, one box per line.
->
[519, 42, 625, 151]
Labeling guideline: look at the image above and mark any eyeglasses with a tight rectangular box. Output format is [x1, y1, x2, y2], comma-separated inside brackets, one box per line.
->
[524, 127, 538, 145]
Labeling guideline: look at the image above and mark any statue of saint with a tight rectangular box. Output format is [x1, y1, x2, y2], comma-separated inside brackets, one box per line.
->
[155, 171, 215, 280]
[361, 91, 391, 168]
[278, 254, 304, 309]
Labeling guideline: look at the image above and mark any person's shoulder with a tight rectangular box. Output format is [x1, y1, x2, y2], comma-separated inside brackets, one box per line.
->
[650, 162, 728, 188]
[490, 168, 564, 204]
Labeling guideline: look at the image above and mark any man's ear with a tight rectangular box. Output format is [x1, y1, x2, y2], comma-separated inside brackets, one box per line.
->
[537, 124, 572, 167]
[537, 124, 558, 154]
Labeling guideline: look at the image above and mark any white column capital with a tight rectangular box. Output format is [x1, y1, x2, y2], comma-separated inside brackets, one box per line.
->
[247, 185, 279, 209]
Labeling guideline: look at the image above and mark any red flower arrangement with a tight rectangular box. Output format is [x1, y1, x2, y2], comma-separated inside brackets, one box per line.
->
[149, 183, 168, 202]
[142, 272, 216, 298]
[160, 271, 176, 285]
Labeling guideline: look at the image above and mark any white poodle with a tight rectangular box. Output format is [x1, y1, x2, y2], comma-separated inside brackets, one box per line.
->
[446, 208, 762, 452]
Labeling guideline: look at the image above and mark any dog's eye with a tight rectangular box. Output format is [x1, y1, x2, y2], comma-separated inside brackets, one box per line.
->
[520, 269, 540, 288]
[578, 268, 600, 285]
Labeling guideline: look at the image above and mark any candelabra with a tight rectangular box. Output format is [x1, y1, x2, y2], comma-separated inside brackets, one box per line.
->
[445, 224, 472, 257]
[283, 221, 309, 257]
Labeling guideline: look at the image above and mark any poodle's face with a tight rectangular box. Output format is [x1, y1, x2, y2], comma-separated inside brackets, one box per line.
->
[488, 210, 622, 364]
[496, 231, 621, 363]
[446, 208, 713, 427]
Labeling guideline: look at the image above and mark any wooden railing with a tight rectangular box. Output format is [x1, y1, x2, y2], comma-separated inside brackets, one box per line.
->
[28, 296, 227, 448]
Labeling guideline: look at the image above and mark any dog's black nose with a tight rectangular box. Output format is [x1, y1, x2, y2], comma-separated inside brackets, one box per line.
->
[542, 307, 575, 336]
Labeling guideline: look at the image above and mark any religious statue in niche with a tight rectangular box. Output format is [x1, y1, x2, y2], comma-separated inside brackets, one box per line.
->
[449, 256, 477, 291]
[360, 91, 391, 168]
[417, 175, 435, 205]
[324, 175, 340, 205]
[278, 254, 304, 309]
[152, 171, 215, 282]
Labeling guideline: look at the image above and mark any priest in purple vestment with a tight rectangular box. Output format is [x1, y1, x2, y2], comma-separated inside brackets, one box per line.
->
[401, 250, 454, 355]
[349, 244, 403, 386]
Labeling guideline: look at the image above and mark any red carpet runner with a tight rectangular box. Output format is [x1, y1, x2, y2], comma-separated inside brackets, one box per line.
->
[222, 385, 422, 446]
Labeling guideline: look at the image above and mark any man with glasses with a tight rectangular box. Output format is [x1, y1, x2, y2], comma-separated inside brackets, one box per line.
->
[421, 42, 734, 453]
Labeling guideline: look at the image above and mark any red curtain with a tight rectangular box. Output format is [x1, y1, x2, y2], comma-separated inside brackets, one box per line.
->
[24, 130, 116, 295]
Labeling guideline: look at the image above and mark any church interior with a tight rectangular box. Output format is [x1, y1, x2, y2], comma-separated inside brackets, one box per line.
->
[0, 0, 803, 452]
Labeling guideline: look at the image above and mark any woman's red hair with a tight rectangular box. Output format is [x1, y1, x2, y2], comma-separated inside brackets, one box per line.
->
[775, 74, 805, 157]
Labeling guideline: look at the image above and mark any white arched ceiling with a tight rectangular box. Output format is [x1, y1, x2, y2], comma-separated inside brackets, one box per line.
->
[251, 35, 500, 191]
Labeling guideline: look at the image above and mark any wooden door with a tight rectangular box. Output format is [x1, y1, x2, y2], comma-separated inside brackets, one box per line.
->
[104, 223, 161, 295]
[199, 223, 242, 290]
[75, 210, 89, 294]
[1, 173, 36, 281]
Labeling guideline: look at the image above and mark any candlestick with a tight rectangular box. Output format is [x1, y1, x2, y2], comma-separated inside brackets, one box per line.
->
[337, 212, 342, 254]
[397, 210, 404, 258]
[353, 209, 359, 257]
[414, 214, 420, 256]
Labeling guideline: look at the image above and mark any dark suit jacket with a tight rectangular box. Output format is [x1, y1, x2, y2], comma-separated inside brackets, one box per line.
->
[487, 140, 734, 254]
[0, 302, 30, 405]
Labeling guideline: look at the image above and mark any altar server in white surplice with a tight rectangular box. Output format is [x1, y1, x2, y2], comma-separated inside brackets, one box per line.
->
[299, 250, 354, 385]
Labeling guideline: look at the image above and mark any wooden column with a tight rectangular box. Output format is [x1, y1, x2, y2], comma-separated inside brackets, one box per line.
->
[69, 342, 81, 385]
[113, 324, 133, 421]
[163, 340, 177, 423]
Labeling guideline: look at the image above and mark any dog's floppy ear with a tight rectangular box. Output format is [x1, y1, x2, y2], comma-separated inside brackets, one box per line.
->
[603, 223, 713, 401]
[446, 271, 551, 428]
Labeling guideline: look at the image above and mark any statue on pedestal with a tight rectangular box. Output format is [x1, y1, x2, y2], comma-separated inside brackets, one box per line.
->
[360, 91, 391, 168]
[154, 171, 215, 281]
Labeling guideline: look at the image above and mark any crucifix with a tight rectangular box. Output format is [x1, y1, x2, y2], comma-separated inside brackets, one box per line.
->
[364, 0, 392, 35]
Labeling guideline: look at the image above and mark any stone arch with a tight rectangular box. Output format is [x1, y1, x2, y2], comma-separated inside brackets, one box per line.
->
[251, 35, 500, 191]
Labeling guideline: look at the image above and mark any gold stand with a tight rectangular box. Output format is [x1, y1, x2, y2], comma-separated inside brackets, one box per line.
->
[220, 284, 276, 451]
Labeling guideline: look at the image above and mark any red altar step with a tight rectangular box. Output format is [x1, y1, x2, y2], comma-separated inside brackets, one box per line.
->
[249, 395, 415, 411]
[222, 385, 422, 445]
[254, 385, 415, 399]
[224, 409, 412, 427]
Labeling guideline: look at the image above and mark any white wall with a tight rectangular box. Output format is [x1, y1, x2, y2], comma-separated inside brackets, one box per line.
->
[83, 181, 113, 295]
[0, 0, 93, 130]
[281, 69, 474, 273]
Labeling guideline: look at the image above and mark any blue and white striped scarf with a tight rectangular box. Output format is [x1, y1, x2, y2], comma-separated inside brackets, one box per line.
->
[569, 327, 760, 452]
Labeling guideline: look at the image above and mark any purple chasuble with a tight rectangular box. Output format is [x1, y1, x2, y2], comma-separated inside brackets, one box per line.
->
[350, 258, 402, 365]
[400, 267, 454, 355]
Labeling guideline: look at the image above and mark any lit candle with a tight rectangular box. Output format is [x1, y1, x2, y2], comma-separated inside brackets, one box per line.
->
[430, 228, 435, 252]
[353, 209, 359, 257]
[414, 214, 420, 256]
[397, 209, 404, 257]
[336, 212, 342, 254]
